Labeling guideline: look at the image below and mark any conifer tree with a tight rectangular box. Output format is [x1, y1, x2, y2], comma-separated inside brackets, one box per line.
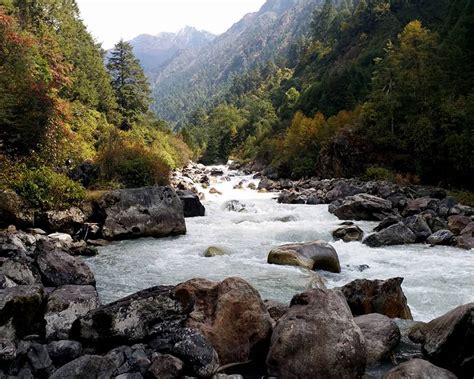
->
[107, 40, 151, 129]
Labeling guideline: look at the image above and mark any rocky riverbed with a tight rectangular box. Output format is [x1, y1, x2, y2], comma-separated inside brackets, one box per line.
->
[1, 162, 473, 378]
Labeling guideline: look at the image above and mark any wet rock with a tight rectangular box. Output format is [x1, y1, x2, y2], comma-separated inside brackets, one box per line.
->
[50, 355, 119, 379]
[339, 277, 413, 319]
[248, 183, 256, 190]
[332, 224, 364, 242]
[382, 358, 457, 379]
[36, 249, 95, 287]
[330, 193, 393, 221]
[266, 288, 367, 378]
[147, 353, 183, 379]
[267, 240, 341, 273]
[421, 302, 473, 377]
[204, 246, 226, 257]
[0, 285, 46, 341]
[0, 190, 34, 228]
[98, 186, 186, 240]
[0, 257, 39, 286]
[403, 197, 440, 217]
[174, 277, 272, 365]
[403, 215, 432, 242]
[363, 223, 417, 247]
[448, 215, 471, 235]
[71, 286, 187, 349]
[426, 230, 455, 246]
[374, 215, 402, 232]
[210, 169, 224, 176]
[223, 200, 246, 213]
[45, 285, 99, 341]
[177, 190, 205, 218]
[0, 339, 16, 361]
[39, 208, 86, 235]
[354, 313, 401, 365]
[264, 299, 289, 322]
[258, 178, 276, 191]
[47, 340, 83, 367]
[393, 319, 425, 363]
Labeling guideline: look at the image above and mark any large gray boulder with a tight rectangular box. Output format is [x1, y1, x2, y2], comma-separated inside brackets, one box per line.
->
[363, 223, 417, 247]
[329, 193, 393, 221]
[0, 285, 46, 341]
[382, 359, 457, 379]
[339, 277, 413, 320]
[403, 215, 432, 242]
[177, 190, 205, 218]
[45, 285, 99, 341]
[39, 207, 86, 235]
[354, 313, 401, 365]
[267, 240, 341, 273]
[36, 249, 95, 287]
[426, 230, 455, 246]
[266, 288, 367, 378]
[421, 303, 473, 378]
[98, 186, 186, 240]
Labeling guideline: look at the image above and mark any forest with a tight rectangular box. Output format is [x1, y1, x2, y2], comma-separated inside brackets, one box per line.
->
[1, 0, 473, 217]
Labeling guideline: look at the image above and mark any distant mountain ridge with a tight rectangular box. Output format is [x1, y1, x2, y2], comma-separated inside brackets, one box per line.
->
[130, 26, 215, 73]
[130, 0, 324, 124]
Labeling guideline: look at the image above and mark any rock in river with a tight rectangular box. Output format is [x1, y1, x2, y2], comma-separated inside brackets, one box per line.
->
[382, 358, 457, 379]
[329, 193, 393, 221]
[98, 186, 186, 240]
[363, 223, 417, 247]
[267, 240, 341, 273]
[177, 190, 205, 218]
[266, 288, 367, 378]
[339, 277, 413, 320]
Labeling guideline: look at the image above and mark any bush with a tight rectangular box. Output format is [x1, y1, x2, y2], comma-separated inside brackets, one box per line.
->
[364, 166, 396, 182]
[12, 166, 86, 211]
[97, 132, 170, 188]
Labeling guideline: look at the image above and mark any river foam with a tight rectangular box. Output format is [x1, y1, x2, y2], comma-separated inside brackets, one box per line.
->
[87, 165, 474, 321]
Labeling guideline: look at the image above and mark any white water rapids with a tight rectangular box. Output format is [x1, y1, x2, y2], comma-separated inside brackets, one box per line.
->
[87, 165, 474, 322]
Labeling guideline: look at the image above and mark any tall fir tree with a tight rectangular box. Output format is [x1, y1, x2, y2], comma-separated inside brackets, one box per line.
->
[107, 40, 151, 129]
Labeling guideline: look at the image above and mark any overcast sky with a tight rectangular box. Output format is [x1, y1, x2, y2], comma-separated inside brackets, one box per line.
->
[76, 0, 266, 49]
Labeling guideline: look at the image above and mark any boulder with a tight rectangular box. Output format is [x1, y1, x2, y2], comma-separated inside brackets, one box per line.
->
[325, 181, 364, 202]
[0, 285, 46, 341]
[174, 277, 272, 365]
[36, 249, 95, 287]
[363, 223, 417, 247]
[266, 288, 367, 378]
[147, 353, 183, 379]
[339, 277, 413, 319]
[98, 186, 186, 240]
[374, 215, 401, 232]
[0, 339, 16, 361]
[403, 197, 440, 217]
[421, 303, 473, 378]
[177, 190, 205, 218]
[204, 246, 226, 257]
[50, 355, 119, 379]
[39, 208, 86, 234]
[45, 285, 99, 341]
[382, 359, 457, 379]
[393, 319, 425, 363]
[14, 341, 53, 377]
[403, 215, 432, 242]
[332, 224, 364, 242]
[330, 193, 393, 221]
[106, 344, 150, 376]
[457, 234, 474, 250]
[47, 340, 83, 367]
[223, 200, 246, 213]
[0, 190, 34, 228]
[0, 257, 39, 286]
[209, 188, 222, 195]
[448, 215, 471, 236]
[354, 313, 401, 365]
[267, 240, 341, 273]
[264, 299, 289, 322]
[426, 230, 455, 246]
[71, 286, 187, 349]
[47, 232, 74, 248]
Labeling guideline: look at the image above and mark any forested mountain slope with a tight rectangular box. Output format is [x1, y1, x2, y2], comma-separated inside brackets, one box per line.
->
[149, 0, 324, 124]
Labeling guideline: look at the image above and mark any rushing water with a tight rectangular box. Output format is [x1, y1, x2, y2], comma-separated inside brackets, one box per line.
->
[87, 165, 474, 322]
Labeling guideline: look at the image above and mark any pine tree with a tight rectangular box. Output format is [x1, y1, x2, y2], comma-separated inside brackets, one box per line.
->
[107, 40, 151, 129]
[312, 0, 336, 42]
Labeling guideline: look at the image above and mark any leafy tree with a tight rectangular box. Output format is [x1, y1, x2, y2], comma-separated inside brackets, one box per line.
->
[107, 40, 151, 129]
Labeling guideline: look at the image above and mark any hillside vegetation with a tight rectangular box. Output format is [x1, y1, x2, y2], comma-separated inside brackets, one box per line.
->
[0, 0, 190, 212]
[184, 0, 474, 190]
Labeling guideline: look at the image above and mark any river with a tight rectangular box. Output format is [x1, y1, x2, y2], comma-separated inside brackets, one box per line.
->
[87, 165, 474, 322]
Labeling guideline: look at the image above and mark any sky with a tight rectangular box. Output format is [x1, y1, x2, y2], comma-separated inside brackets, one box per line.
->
[76, 0, 267, 49]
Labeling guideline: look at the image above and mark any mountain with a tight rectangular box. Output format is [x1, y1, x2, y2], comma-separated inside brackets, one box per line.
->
[148, 0, 324, 124]
[130, 26, 216, 73]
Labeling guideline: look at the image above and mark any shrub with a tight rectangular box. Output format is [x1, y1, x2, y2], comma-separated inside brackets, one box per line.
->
[364, 166, 396, 182]
[12, 166, 86, 210]
[97, 132, 170, 188]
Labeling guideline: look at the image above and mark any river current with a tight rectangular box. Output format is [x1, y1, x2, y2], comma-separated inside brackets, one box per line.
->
[87, 165, 474, 321]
